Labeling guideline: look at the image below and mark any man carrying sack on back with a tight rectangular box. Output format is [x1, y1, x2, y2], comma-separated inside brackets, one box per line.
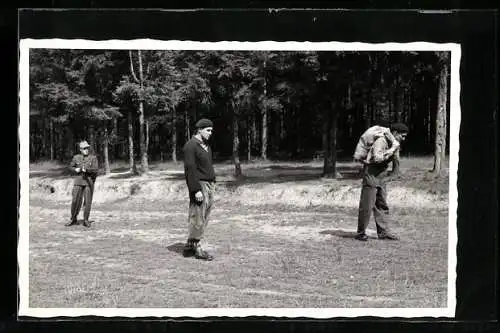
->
[353, 123, 409, 241]
[66, 140, 99, 228]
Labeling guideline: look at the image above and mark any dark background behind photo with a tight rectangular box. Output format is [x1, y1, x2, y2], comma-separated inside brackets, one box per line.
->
[3, 4, 498, 333]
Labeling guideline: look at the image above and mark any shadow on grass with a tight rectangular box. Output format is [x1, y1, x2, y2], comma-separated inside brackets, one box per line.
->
[29, 167, 72, 179]
[108, 172, 141, 180]
[264, 165, 356, 172]
[320, 229, 377, 240]
[235, 173, 324, 184]
[107, 173, 186, 181]
[159, 175, 186, 181]
[166, 242, 187, 256]
[63, 219, 96, 227]
[218, 165, 362, 187]
[111, 167, 131, 173]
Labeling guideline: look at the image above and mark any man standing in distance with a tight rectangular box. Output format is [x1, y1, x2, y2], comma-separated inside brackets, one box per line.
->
[182, 118, 216, 260]
[355, 123, 409, 241]
[66, 140, 99, 228]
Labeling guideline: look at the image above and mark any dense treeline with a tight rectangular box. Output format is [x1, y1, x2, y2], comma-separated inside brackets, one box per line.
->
[29, 49, 450, 177]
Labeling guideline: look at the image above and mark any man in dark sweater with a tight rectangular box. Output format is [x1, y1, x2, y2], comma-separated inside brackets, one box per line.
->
[66, 140, 99, 228]
[182, 118, 216, 260]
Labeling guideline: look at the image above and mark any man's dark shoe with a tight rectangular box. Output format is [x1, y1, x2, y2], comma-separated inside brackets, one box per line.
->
[354, 233, 368, 241]
[378, 233, 399, 240]
[194, 245, 214, 261]
[65, 220, 78, 226]
[182, 245, 195, 257]
[83, 220, 91, 228]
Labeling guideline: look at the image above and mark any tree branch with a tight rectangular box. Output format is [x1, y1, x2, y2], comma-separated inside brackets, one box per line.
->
[129, 50, 140, 83]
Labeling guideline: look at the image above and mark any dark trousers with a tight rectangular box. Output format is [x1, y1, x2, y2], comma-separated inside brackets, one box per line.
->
[70, 185, 94, 222]
[357, 165, 391, 236]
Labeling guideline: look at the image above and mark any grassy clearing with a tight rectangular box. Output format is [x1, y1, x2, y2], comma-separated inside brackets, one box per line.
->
[26, 156, 450, 309]
[28, 200, 448, 308]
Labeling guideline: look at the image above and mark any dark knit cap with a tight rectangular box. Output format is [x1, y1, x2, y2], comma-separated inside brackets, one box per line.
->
[390, 122, 409, 133]
[195, 118, 213, 129]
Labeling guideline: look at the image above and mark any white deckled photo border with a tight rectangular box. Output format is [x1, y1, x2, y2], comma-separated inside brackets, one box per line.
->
[18, 39, 460, 318]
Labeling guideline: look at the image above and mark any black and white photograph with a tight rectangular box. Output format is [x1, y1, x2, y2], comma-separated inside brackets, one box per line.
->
[18, 39, 460, 318]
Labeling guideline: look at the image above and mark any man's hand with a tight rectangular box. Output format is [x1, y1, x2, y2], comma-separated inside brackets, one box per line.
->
[75, 167, 81, 173]
[383, 150, 394, 161]
[82, 168, 86, 173]
[383, 145, 400, 161]
[195, 191, 204, 203]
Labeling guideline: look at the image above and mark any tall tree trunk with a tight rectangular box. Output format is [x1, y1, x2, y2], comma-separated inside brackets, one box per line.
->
[88, 124, 95, 153]
[296, 112, 303, 157]
[432, 57, 449, 175]
[368, 91, 375, 127]
[138, 104, 148, 173]
[145, 119, 150, 158]
[261, 106, 268, 160]
[112, 118, 118, 162]
[41, 118, 47, 159]
[411, 89, 417, 139]
[322, 105, 340, 178]
[252, 111, 258, 144]
[49, 117, 54, 161]
[261, 58, 268, 160]
[247, 118, 252, 162]
[137, 51, 149, 173]
[363, 100, 370, 130]
[232, 110, 242, 177]
[120, 118, 126, 161]
[279, 110, 285, 141]
[402, 88, 408, 124]
[398, 85, 404, 122]
[426, 96, 431, 147]
[426, 96, 432, 151]
[103, 126, 111, 174]
[394, 80, 402, 122]
[321, 104, 328, 162]
[346, 82, 352, 108]
[128, 110, 136, 173]
[58, 127, 64, 161]
[62, 124, 68, 161]
[63, 126, 73, 162]
[185, 111, 190, 141]
[172, 107, 177, 162]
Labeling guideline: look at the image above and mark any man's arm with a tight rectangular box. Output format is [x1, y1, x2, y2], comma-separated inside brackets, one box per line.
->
[69, 155, 80, 173]
[370, 137, 399, 164]
[184, 143, 201, 193]
[389, 148, 401, 175]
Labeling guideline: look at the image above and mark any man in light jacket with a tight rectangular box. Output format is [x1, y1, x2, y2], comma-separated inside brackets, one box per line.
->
[66, 140, 98, 228]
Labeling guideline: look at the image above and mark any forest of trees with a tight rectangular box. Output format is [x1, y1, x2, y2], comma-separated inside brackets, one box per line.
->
[28, 49, 451, 177]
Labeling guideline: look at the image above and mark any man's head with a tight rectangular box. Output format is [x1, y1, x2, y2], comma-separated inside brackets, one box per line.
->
[195, 118, 214, 142]
[390, 123, 409, 143]
[79, 140, 91, 156]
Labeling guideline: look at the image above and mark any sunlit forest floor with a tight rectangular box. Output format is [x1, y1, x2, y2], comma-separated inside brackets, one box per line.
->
[26, 156, 450, 309]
